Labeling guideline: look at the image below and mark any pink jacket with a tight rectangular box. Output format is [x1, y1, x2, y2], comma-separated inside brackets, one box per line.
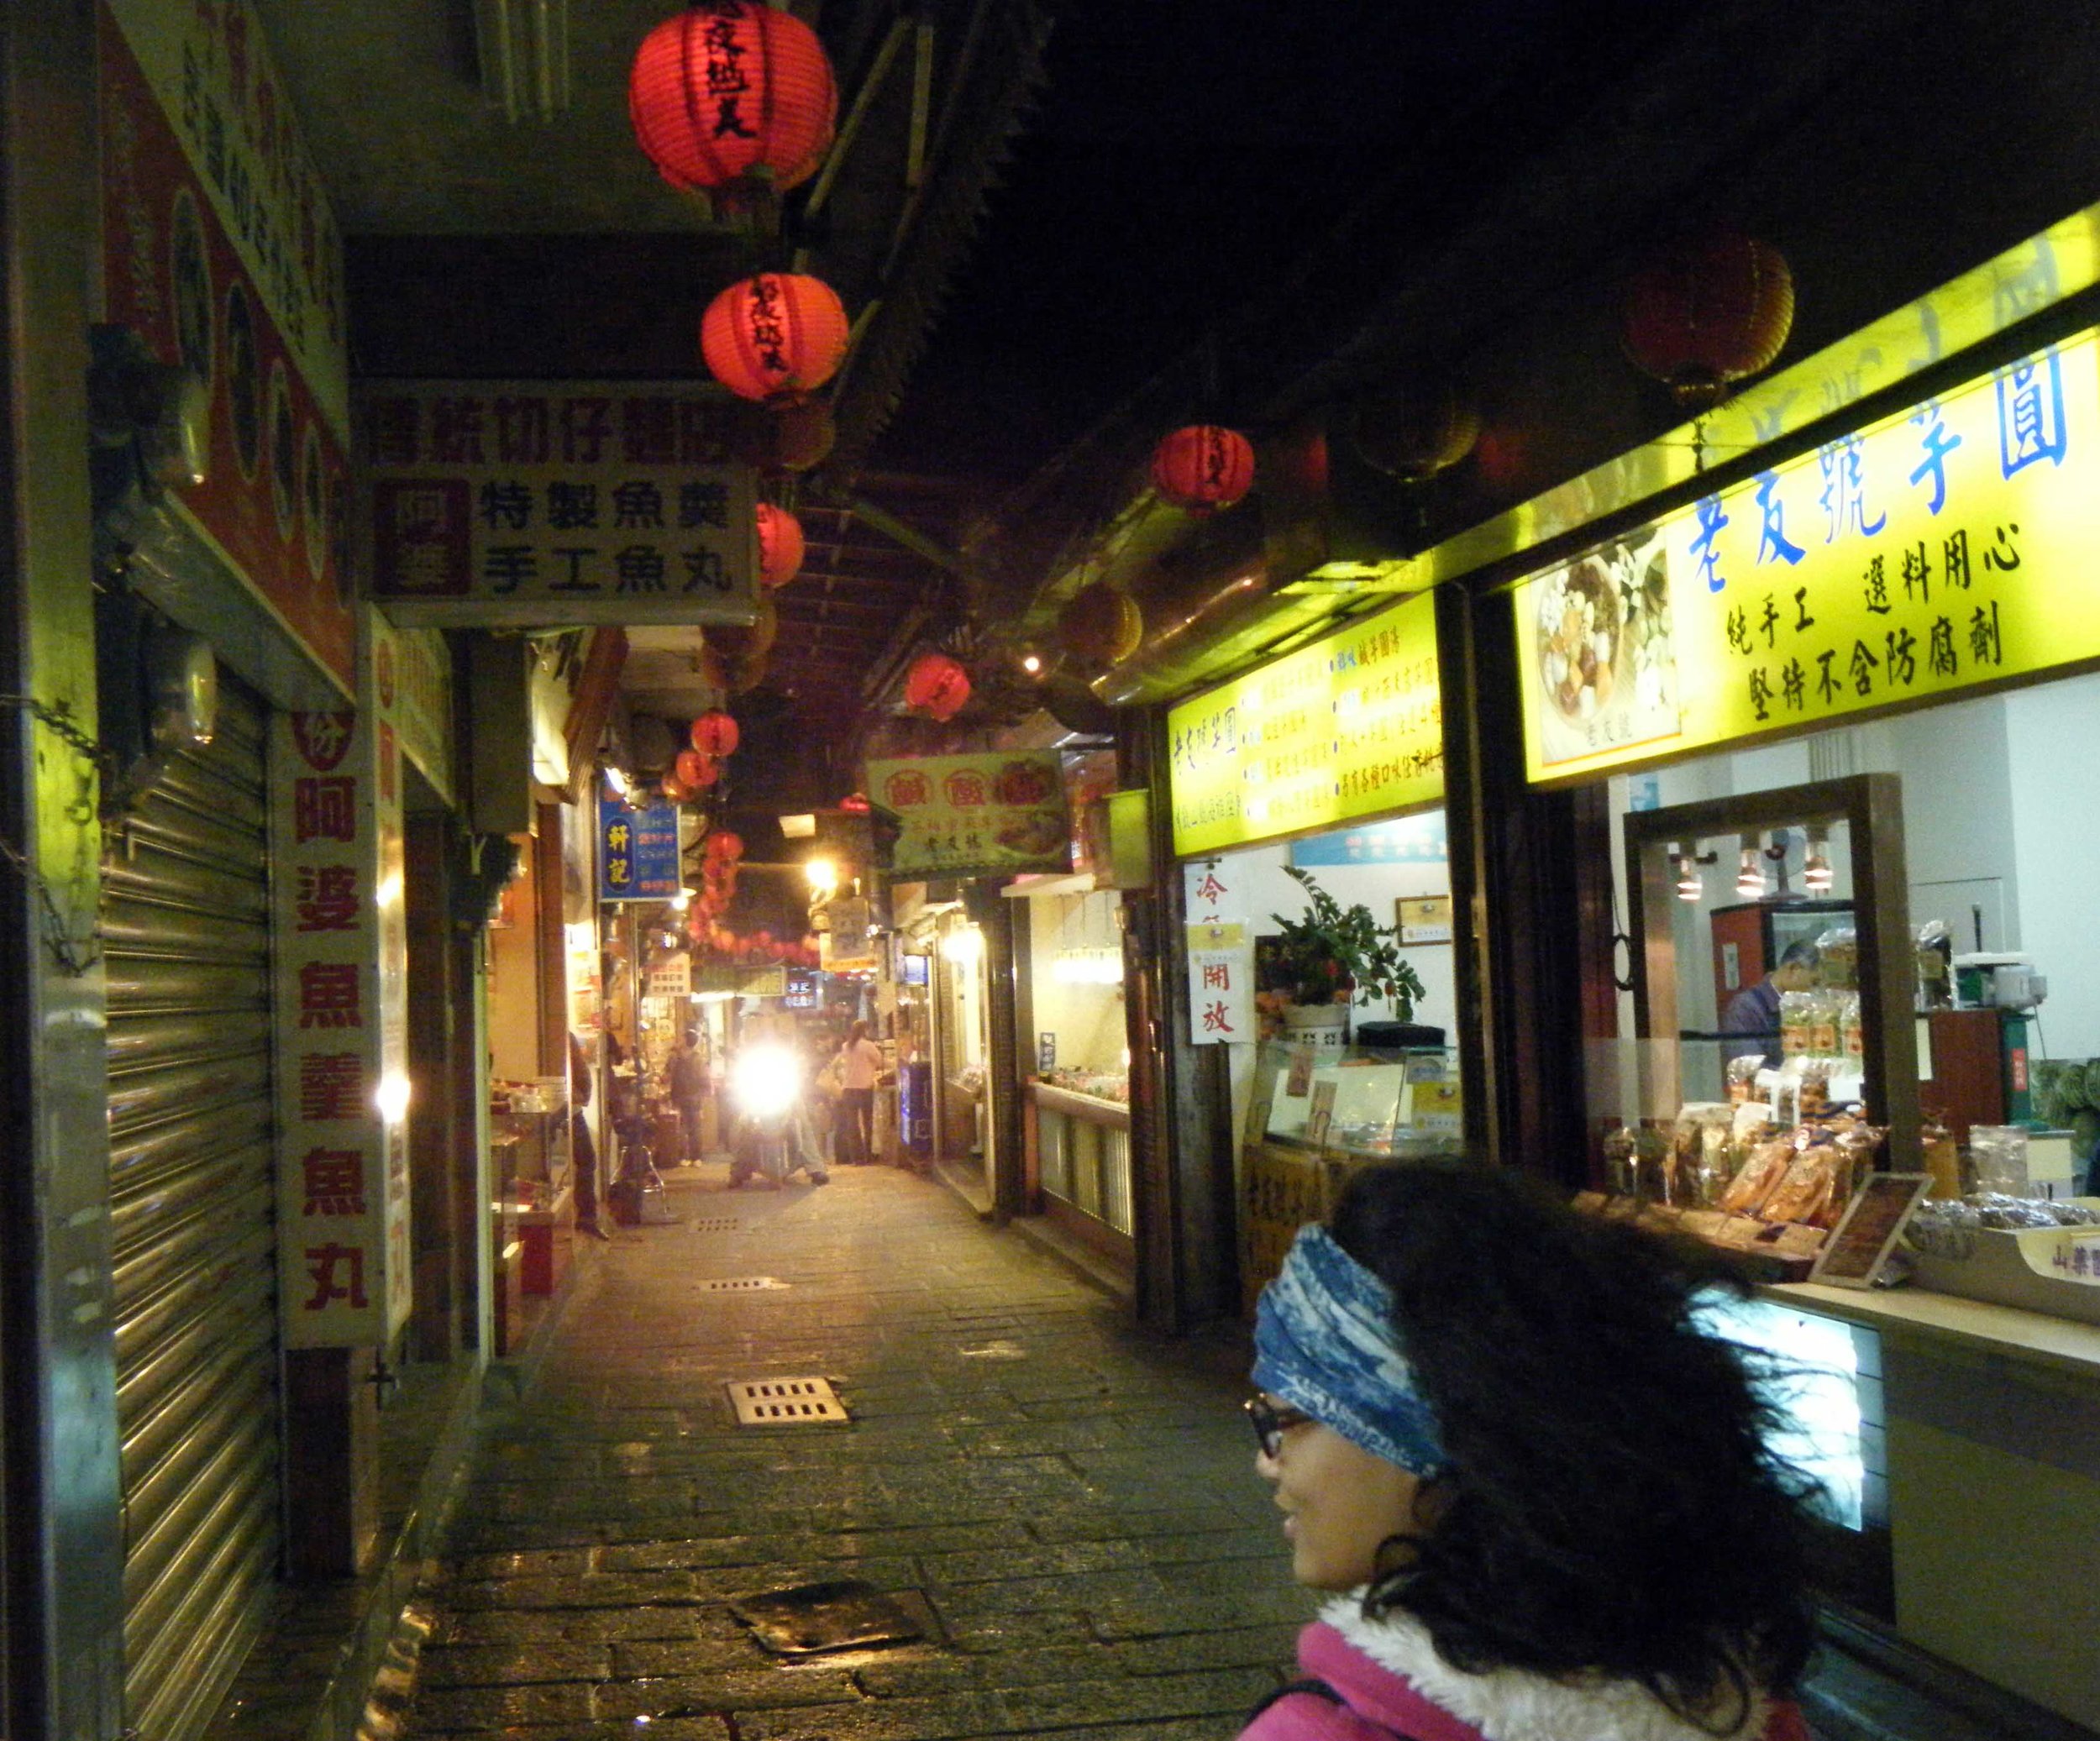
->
[1244, 1602, 1811, 1741]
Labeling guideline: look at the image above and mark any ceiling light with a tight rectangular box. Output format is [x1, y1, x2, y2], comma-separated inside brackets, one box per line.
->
[1021, 653, 1042, 675]
[780, 812, 816, 838]
[1735, 836, 1767, 899]
[1674, 846, 1704, 903]
[1803, 826, 1834, 892]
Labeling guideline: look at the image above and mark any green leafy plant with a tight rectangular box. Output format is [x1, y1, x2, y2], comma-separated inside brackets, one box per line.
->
[1268, 866, 1428, 1017]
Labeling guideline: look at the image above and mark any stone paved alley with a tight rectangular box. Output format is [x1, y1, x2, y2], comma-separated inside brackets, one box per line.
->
[396, 1164, 1307, 1741]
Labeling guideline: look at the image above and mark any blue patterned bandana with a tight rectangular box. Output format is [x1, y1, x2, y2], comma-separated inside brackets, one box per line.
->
[1252, 1224, 1447, 1478]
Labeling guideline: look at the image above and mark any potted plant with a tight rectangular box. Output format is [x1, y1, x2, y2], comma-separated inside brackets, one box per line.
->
[1263, 867, 1428, 1047]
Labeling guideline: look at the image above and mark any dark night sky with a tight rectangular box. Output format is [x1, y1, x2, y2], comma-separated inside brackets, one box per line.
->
[874, 0, 1687, 496]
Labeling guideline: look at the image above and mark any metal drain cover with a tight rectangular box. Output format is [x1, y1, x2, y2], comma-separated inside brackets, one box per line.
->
[701, 1276, 785, 1292]
[690, 1217, 742, 1233]
[727, 1377, 848, 1425]
[730, 1580, 926, 1654]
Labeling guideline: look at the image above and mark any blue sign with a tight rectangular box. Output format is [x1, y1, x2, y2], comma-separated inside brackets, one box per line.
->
[1290, 810, 1447, 868]
[598, 797, 682, 901]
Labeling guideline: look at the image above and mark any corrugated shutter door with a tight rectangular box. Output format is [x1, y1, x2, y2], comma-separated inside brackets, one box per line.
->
[103, 678, 281, 1741]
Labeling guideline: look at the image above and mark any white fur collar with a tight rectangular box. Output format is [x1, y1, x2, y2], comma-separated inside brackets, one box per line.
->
[1321, 1596, 1770, 1741]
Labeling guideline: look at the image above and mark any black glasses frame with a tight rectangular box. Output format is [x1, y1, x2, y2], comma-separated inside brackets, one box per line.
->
[1243, 1395, 1311, 1458]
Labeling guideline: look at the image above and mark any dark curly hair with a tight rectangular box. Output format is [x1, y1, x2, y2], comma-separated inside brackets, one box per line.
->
[1326, 1162, 1819, 1733]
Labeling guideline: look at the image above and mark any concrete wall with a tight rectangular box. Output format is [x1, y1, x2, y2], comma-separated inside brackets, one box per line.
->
[1026, 890, 1126, 1073]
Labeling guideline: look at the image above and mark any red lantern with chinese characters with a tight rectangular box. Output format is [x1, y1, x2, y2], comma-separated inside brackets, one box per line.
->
[673, 747, 711, 788]
[689, 710, 740, 758]
[756, 503, 805, 588]
[1057, 585, 1143, 667]
[628, 3, 837, 196]
[701, 273, 848, 402]
[903, 652, 970, 721]
[1622, 233, 1794, 408]
[1150, 424, 1255, 513]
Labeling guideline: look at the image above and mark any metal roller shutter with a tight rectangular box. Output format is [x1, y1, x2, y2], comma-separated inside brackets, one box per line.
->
[103, 677, 281, 1741]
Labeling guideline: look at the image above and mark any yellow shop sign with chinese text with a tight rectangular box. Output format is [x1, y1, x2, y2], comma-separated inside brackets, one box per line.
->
[1516, 328, 2100, 783]
[1168, 589, 1442, 856]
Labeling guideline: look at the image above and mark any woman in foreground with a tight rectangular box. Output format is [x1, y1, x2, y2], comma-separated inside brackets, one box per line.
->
[1242, 1162, 1815, 1741]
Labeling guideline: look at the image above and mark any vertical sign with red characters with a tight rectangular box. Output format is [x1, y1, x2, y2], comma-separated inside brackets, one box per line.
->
[270, 609, 412, 1347]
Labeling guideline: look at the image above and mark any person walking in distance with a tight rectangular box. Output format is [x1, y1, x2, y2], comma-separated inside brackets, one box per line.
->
[832, 1020, 885, 1165]
[666, 1028, 707, 1166]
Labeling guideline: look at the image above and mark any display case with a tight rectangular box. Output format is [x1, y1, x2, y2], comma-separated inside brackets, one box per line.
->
[1238, 1039, 1464, 1309]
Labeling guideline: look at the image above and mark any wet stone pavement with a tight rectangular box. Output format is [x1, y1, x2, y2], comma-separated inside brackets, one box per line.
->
[397, 1162, 1309, 1741]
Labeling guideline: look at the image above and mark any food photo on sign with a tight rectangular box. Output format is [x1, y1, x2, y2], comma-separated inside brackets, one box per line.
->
[1530, 525, 1682, 768]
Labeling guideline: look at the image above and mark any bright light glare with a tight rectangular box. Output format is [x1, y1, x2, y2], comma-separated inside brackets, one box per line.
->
[805, 857, 838, 894]
[376, 1072, 412, 1124]
[604, 765, 631, 799]
[1021, 653, 1042, 674]
[731, 1044, 801, 1118]
[375, 872, 405, 910]
[941, 926, 983, 965]
[669, 889, 691, 911]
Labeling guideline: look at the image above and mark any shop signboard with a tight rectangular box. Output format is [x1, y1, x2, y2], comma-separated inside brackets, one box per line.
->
[1168, 590, 1442, 857]
[1516, 328, 2100, 784]
[360, 379, 759, 627]
[270, 609, 413, 1348]
[1184, 858, 1255, 1045]
[598, 797, 682, 901]
[865, 750, 1069, 878]
[646, 956, 691, 1001]
[1290, 810, 1448, 868]
[100, 0, 357, 690]
[369, 613, 453, 805]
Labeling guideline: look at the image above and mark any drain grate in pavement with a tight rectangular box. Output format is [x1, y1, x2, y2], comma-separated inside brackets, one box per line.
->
[701, 1276, 785, 1292]
[727, 1377, 848, 1425]
[690, 1217, 742, 1233]
[730, 1580, 927, 1655]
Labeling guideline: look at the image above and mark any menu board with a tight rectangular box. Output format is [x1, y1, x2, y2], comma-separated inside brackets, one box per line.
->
[1167, 590, 1442, 857]
[1516, 328, 2100, 784]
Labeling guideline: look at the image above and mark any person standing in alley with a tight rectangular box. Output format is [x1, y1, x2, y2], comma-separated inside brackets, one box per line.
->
[1239, 1162, 1815, 1741]
[832, 1020, 885, 1165]
[666, 1027, 707, 1166]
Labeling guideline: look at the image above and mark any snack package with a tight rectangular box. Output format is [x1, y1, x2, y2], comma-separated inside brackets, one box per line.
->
[1725, 1055, 1762, 1105]
[1731, 1100, 1775, 1142]
[1761, 1146, 1839, 1226]
[1778, 990, 1812, 1059]
[1816, 926, 1860, 991]
[1839, 993, 1864, 1065]
[1806, 990, 1840, 1061]
[1719, 1138, 1794, 1217]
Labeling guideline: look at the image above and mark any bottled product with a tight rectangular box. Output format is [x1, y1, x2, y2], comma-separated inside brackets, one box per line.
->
[1779, 990, 1812, 1058]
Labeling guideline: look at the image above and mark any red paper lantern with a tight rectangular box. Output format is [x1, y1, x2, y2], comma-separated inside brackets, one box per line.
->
[628, 3, 837, 195]
[701, 274, 848, 402]
[706, 831, 744, 862]
[1151, 424, 1255, 513]
[1057, 585, 1143, 667]
[756, 503, 805, 588]
[1622, 233, 1794, 408]
[690, 710, 740, 758]
[673, 747, 711, 788]
[903, 651, 970, 721]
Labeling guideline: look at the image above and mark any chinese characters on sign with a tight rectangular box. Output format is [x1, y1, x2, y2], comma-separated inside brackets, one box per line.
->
[1517, 330, 2100, 783]
[99, 0, 356, 689]
[864, 752, 1069, 878]
[1167, 589, 1443, 857]
[360, 380, 759, 627]
[1184, 859, 1255, 1046]
[270, 609, 413, 1349]
[598, 798, 683, 901]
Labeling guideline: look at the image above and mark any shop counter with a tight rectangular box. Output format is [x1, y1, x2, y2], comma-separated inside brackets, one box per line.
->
[509, 1183, 574, 1297]
[1762, 1280, 2100, 1730]
[1025, 1080, 1134, 1258]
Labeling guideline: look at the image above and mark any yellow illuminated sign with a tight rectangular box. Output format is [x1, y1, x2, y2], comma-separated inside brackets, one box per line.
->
[1517, 329, 2100, 784]
[1168, 590, 1442, 856]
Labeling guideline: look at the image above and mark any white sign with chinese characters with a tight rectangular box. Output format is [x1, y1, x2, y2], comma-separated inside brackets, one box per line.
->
[270, 608, 412, 1348]
[1184, 859, 1254, 1046]
[360, 380, 759, 627]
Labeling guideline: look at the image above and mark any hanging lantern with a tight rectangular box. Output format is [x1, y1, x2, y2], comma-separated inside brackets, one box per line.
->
[903, 651, 970, 721]
[1622, 233, 1794, 408]
[701, 274, 848, 402]
[660, 773, 692, 803]
[1350, 378, 1481, 481]
[690, 709, 740, 758]
[756, 503, 805, 588]
[689, 753, 722, 789]
[730, 396, 837, 474]
[1150, 424, 1254, 513]
[1057, 585, 1143, 668]
[707, 830, 744, 862]
[673, 747, 712, 788]
[628, 3, 837, 196]
[707, 595, 777, 665]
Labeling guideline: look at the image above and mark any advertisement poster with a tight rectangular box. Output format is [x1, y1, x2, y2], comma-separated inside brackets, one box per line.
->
[1184, 858, 1254, 1045]
[270, 609, 412, 1348]
[866, 751, 1069, 878]
[361, 380, 759, 627]
[100, 0, 356, 689]
[1517, 331, 2100, 783]
[1168, 589, 1443, 857]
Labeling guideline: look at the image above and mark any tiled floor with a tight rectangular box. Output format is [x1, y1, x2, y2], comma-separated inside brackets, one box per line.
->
[397, 1161, 1305, 1740]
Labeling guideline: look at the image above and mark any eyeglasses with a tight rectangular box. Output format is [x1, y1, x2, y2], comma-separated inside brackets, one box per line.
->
[1243, 1395, 1312, 1459]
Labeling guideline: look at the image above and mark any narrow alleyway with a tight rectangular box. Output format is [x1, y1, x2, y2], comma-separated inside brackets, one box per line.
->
[396, 1166, 1308, 1741]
